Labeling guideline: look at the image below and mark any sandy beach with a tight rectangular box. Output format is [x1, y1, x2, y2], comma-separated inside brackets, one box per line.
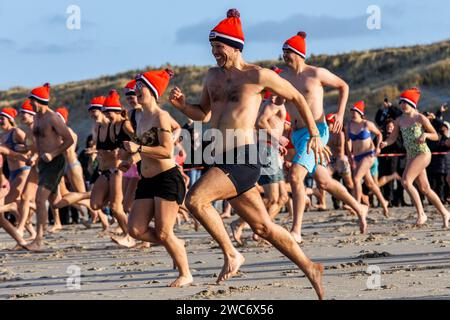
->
[1, 202, 449, 300]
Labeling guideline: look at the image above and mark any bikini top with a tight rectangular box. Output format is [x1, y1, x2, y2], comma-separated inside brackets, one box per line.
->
[114, 121, 132, 148]
[348, 122, 371, 141]
[96, 123, 116, 151]
[4, 129, 18, 150]
[132, 127, 171, 147]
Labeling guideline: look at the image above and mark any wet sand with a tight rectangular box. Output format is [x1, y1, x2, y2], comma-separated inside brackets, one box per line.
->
[1, 203, 449, 300]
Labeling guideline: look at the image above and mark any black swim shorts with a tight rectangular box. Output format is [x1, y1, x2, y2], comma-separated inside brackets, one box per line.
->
[135, 166, 186, 204]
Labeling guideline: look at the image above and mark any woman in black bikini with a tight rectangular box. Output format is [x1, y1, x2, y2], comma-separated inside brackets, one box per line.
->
[88, 93, 136, 247]
[123, 69, 192, 287]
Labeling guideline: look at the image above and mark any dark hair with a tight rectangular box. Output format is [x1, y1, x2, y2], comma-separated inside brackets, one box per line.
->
[85, 134, 94, 148]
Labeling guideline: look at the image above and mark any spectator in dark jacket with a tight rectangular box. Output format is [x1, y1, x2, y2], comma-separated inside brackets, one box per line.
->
[375, 98, 403, 129]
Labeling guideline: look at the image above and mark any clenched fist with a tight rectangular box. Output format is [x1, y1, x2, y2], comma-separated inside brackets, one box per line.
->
[169, 87, 186, 110]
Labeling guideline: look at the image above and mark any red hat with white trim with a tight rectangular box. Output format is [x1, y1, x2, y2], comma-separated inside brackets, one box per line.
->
[89, 96, 106, 111]
[1, 108, 18, 122]
[103, 90, 122, 112]
[56, 107, 69, 124]
[136, 69, 174, 100]
[399, 87, 421, 109]
[209, 9, 245, 51]
[29, 83, 50, 105]
[326, 113, 336, 124]
[351, 101, 365, 116]
[283, 32, 307, 59]
[124, 80, 136, 96]
[20, 100, 36, 116]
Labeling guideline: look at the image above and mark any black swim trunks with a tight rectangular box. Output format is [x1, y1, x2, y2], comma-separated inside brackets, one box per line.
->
[135, 166, 186, 204]
[214, 144, 261, 198]
[37, 154, 66, 194]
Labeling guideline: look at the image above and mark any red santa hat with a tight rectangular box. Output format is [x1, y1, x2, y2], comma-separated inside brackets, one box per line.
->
[56, 107, 69, 124]
[103, 90, 122, 112]
[124, 80, 136, 96]
[20, 100, 36, 116]
[89, 96, 106, 111]
[136, 69, 174, 100]
[326, 113, 336, 124]
[399, 87, 421, 109]
[283, 32, 307, 59]
[1, 108, 18, 122]
[209, 9, 245, 51]
[29, 83, 51, 105]
[351, 101, 365, 116]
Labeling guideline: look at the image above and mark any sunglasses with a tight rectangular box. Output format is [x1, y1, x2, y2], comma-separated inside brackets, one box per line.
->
[135, 81, 145, 91]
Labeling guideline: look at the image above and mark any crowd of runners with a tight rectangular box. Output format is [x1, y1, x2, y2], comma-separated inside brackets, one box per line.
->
[0, 9, 449, 299]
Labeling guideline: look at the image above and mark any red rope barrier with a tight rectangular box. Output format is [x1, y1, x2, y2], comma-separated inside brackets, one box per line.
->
[378, 152, 450, 157]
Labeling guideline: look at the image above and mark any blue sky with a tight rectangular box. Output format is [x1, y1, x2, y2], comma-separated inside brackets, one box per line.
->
[0, 0, 449, 90]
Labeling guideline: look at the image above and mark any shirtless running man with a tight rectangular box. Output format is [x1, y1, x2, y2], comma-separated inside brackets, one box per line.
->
[231, 74, 290, 245]
[26, 83, 75, 251]
[281, 32, 368, 243]
[169, 9, 328, 299]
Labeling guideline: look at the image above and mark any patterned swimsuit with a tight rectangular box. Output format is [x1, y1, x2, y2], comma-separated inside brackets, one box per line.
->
[400, 122, 430, 159]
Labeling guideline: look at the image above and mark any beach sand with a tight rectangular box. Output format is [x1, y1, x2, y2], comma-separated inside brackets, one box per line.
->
[1, 203, 449, 300]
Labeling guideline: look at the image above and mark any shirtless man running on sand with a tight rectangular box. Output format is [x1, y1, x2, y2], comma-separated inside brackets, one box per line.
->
[25, 83, 74, 251]
[281, 32, 368, 243]
[231, 73, 290, 245]
[169, 9, 328, 299]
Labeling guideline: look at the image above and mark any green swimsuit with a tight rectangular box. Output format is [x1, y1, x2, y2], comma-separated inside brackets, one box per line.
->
[400, 122, 430, 159]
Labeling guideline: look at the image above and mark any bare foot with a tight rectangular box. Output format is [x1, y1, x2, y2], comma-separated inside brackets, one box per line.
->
[135, 242, 151, 249]
[230, 220, 244, 246]
[306, 263, 325, 300]
[381, 199, 390, 218]
[358, 205, 369, 234]
[290, 231, 303, 244]
[343, 204, 357, 216]
[169, 275, 193, 287]
[48, 224, 63, 234]
[8, 243, 30, 251]
[217, 252, 245, 284]
[17, 228, 25, 238]
[442, 211, 450, 229]
[26, 241, 45, 252]
[110, 235, 136, 248]
[313, 204, 328, 212]
[415, 214, 428, 227]
[111, 226, 124, 235]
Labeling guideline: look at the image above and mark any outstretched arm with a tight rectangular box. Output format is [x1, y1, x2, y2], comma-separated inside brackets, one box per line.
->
[318, 67, 349, 133]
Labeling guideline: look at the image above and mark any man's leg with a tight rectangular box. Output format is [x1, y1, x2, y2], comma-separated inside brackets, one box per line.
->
[26, 186, 52, 251]
[289, 163, 309, 243]
[186, 167, 244, 283]
[229, 187, 324, 300]
[314, 166, 368, 234]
